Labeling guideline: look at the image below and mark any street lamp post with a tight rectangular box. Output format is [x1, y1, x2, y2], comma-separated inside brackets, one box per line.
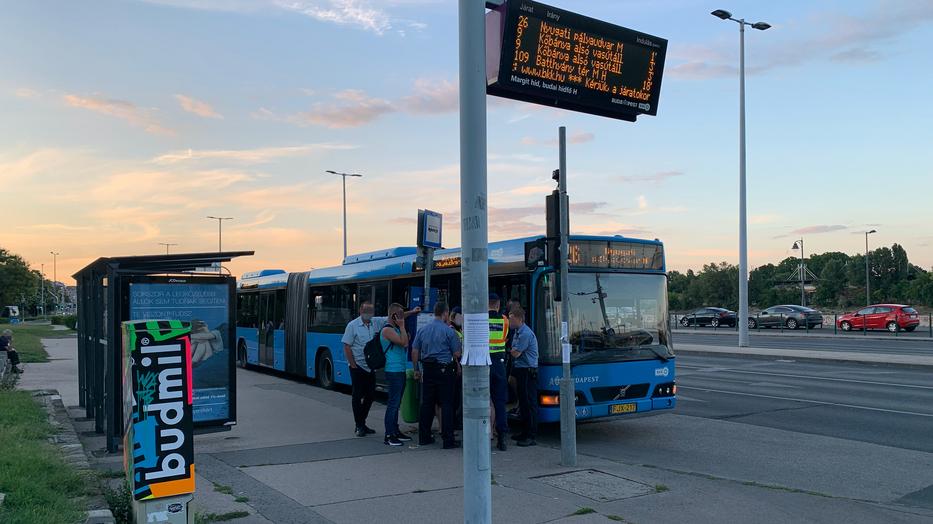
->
[40, 263, 45, 318]
[791, 239, 805, 306]
[325, 170, 363, 260]
[50, 251, 61, 312]
[159, 242, 178, 255]
[711, 9, 771, 347]
[865, 229, 877, 306]
[206, 216, 233, 273]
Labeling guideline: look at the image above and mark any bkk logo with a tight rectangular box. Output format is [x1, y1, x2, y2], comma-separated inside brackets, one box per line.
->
[124, 320, 195, 501]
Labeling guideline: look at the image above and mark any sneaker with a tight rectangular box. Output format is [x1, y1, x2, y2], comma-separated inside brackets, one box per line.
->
[384, 435, 403, 447]
[419, 436, 437, 446]
[394, 432, 413, 442]
[363, 426, 376, 435]
[516, 438, 537, 447]
[11, 367, 22, 374]
[355, 427, 367, 437]
[443, 440, 462, 449]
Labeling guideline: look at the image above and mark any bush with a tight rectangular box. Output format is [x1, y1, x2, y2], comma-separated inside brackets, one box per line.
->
[0, 318, 9, 324]
[50, 314, 77, 330]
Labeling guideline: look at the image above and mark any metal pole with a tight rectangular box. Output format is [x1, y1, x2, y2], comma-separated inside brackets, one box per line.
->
[865, 232, 870, 306]
[737, 20, 750, 348]
[800, 239, 805, 307]
[342, 174, 348, 260]
[558, 126, 576, 466]
[458, 0, 491, 521]
[41, 263, 45, 318]
[423, 247, 434, 311]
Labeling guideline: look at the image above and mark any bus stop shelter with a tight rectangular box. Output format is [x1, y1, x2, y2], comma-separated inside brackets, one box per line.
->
[74, 251, 253, 452]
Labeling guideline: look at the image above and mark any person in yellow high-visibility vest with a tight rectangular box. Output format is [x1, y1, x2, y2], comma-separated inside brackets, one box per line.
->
[488, 293, 510, 451]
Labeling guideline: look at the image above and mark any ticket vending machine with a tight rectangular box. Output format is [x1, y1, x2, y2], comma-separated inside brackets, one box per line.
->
[123, 320, 196, 523]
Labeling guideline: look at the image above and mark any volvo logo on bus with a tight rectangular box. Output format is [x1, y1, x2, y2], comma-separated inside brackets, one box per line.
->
[655, 367, 670, 377]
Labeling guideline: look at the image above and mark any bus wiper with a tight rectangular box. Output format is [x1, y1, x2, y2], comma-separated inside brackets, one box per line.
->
[644, 344, 670, 362]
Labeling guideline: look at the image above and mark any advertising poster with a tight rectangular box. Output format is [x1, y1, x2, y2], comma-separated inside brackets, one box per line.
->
[122, 320, 195, 500]
[128, 277, 235, 426]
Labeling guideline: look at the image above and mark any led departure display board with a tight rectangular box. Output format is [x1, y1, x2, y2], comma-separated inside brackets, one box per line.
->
[568, 240, 664, 270]
[486, 1, 668, 121]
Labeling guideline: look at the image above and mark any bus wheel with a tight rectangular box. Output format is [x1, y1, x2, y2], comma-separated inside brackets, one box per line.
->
[237, 340, 248, 368]
[316, 349, 335, 390]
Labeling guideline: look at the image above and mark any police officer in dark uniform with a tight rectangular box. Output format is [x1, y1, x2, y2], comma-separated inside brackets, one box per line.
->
[509, 306, 539, 447]
[412, 302, 462, 449]
[488, 293, 510, 451]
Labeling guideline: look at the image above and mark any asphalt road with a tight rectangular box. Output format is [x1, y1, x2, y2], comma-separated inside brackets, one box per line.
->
[673, 330, 933, 355]
[673, 353, 933, 453]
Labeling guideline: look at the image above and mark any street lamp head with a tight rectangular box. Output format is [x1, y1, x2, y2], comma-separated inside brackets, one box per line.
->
[867, 229, 877, 235]
[325, 170, 338, 174]
[711, 9, 732, 20]
[751, 22, 771, 31]
[792, 241, 801, 250]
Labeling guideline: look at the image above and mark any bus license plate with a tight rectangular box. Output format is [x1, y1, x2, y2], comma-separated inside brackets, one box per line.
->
[610, 403, 637, 415]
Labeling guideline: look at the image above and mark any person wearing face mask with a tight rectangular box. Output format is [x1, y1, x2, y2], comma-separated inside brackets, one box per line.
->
[342, 300, 420, 437]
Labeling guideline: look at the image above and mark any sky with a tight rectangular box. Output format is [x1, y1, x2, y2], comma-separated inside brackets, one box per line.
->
[2, 0, 932, 284]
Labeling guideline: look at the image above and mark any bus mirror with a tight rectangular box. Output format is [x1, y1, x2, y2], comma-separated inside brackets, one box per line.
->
[524, 239, 547, 270]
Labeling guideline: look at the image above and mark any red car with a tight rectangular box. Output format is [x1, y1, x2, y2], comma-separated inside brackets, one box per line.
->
[837, 304, 921, 332]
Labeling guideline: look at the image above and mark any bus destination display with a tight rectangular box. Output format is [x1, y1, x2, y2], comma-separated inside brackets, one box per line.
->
[486, 1, 668, 121]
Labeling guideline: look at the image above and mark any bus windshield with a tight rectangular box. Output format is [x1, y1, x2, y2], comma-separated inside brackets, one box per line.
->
[536, 272, 673, 365]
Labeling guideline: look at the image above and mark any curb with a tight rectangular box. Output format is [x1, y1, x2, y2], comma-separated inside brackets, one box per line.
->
[675, 345, 933, 369]
[31, 390, 116, 524]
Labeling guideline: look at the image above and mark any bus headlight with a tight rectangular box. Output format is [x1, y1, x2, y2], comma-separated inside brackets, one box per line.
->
[539, 393, 560, 406]
[652, 382, 676, 398]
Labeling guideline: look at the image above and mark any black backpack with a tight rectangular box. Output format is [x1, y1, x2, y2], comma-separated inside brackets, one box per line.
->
[363, 327, 391, 371]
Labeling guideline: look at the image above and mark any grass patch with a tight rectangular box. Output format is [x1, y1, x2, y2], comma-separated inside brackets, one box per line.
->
[212, 482, 234, 495]
[4, 323, 74, 363]
[196, 510, 251, 523]
[99, 469, 126, 480]
[740, 480, 831, 498]
[234, 495, 249, 503]
[103, 481, 133, 524]
[654, 484, 669, 493]
[0, 389, 87, 524]
[572, 507, 596, 515]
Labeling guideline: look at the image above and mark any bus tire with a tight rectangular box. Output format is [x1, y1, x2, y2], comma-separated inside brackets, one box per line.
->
[237, 340, 248, 368]
[316, 349, 335, 390]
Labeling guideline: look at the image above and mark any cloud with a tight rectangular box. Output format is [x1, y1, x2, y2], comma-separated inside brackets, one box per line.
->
[750, 214, 781, 225]
[291, 89, 395, 128]
[14, 87, 41, 99]
[775, 224, 848, 238]
[617, 171, 684, 184]
[669, 2, 933, 79]
[521, 131, 595, 146]
[398, 78, 458, 114]
[174, 94, 223, 118]
[63, 94, 174, 136]
[637, 195, 648, 210]
[151, 143, 355, 164]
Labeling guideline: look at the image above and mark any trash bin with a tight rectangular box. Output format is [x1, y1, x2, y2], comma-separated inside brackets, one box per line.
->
[401, 368, 420, 423]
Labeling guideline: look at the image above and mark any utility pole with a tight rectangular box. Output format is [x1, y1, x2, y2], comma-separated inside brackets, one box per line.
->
[159, 242, 178, 255]
[865, 229, 877, 306]
[206, 216, 233, 273]
[557, 126, 576, 466]
[40, 263, 45, 318]
[458, 0, 492, 521]
[325, 170, 363, 260]
[792, 239, 805, 306]
[50, 251, 61, 313]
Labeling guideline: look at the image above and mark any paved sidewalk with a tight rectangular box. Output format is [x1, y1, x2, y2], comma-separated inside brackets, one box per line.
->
[17, 336, 933, 523]
[675, 342, 933, 367]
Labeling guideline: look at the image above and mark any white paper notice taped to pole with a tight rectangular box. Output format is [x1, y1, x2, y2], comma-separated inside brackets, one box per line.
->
[462, 313, 491, 365]
[562, 342, 571, 364]
[561, 321, 568, 339]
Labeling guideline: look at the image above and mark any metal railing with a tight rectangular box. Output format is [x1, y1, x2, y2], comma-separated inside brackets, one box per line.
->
[670, 312, 933, 338]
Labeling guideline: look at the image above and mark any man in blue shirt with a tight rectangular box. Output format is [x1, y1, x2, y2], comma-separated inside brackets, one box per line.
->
[508, 306, 539, 447]
[412, 302, 462, 449]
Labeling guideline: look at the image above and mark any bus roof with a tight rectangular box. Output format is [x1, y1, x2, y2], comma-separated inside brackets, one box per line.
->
[238, 234, 664, 290]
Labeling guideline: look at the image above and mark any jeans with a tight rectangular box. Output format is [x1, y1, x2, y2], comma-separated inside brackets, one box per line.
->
[489, 353, 509, 433]
[419, 362, 456, 445]
[1, 349, 20, 367]
[383, 371, 406, 436]
[513, 367, 538, 439]
[350, 367, 376, 428]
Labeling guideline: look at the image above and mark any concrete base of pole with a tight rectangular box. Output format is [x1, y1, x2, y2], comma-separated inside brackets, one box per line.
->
[559, 375, 577, 466]
[462, 365, 491, 524]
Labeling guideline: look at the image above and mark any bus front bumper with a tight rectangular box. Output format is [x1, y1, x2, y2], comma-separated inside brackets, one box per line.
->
[538, 396, 676, 423]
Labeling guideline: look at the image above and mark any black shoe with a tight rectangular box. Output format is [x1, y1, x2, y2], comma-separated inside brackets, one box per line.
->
[355, 427, 367, 437]
[363, 426, 376, 434]
[384, 435, 403, 447]
[516, 438, 537, 447]
[511, 433, 526, 441]
[11, 367, 22, 374]
[443, 440, 462, 449]
[496, 435, 507, 452]
[419, 437, 436, 446]
[394, 432, 413, 442]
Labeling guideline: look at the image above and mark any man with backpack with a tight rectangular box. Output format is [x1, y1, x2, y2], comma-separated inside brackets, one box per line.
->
[342, 301, 418, 437]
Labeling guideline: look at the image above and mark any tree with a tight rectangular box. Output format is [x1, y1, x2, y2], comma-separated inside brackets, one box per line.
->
[0, 247, 42, 312]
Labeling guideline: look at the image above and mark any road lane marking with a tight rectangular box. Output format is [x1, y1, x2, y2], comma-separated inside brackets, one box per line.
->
[674, 395, 708, 403]
[678, 386, 933, 418]
[677, 367, 933, 390]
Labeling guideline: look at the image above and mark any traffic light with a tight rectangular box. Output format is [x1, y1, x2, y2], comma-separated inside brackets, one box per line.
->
[546, 190, 563, 301]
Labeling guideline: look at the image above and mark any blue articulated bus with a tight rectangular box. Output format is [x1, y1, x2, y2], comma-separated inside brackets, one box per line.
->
[235, 235, 676, 422]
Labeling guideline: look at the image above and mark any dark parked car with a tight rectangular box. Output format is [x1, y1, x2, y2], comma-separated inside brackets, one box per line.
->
[680, 307, 737, 328]
[837, 304, 920, 332]
[748, 305, 823, 330]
